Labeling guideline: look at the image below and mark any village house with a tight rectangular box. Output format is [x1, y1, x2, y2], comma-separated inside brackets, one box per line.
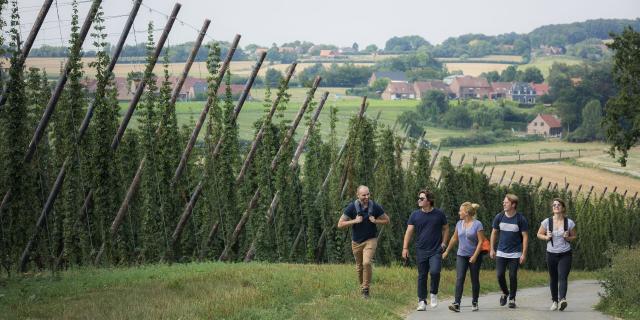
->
[448, 76, 492, 99]
[381, 82, 415, 100]
[531, 83, 550, 96]
[413, 80, 453, 99]
[527, 113, 562, 137]
[489, 82, 512, 99]
[511, 82, 537, 104]
[368, 71, 407, 86]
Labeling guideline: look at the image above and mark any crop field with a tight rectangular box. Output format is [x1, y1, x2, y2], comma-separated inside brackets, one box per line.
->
[481, 161, 640, 196]
[443, 62, 513, 76]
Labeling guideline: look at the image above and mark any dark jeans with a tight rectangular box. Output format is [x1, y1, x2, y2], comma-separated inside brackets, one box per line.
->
[546, 250, 572, 302]
[496, 256, 520, 300]
[454, 254, 484, 304]
[417, 252, 442, 301]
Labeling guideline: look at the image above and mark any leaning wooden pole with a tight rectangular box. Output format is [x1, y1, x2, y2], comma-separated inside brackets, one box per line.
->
[17, 0, 143, 271]
[23, 0, 104, 163]
[234, 63, 298, 185]
[0, 0, 54, 109]
[110, 3, 182, 150]
[217, 83, 324, 262]
[175, 73, 316, 255]
[170, 34, 242, 185]
[315, 99, 369, 259]
[0, 0, 103, 218]
[105, 19, 215, 261]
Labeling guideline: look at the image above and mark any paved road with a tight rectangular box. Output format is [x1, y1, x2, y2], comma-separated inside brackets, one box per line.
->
[407, 280, 612, 320]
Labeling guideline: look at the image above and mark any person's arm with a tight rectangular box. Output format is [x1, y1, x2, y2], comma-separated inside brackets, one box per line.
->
[402, 225, 415, 260]
[441, 223, 450, 249]
[537, 224, 550, 241]
[443, 227, 458, 259]
[337, 214, 362, 229]
[370, 213, 389, 225]
[564, 223, 577, 242]
[520, 231, 529, 265]
[470, 229, 485, 263]
[490, 228, 498, 259]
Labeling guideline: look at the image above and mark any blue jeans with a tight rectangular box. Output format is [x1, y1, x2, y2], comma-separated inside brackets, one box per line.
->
[417, 252, 442, 301]
[455, 254, 484, 304]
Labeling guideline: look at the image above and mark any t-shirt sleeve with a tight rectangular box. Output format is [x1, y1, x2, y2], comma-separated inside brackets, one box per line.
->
[373, 202, 385, 218]
[343, 204, 356, 219]
[440, 211, 448, 226]
[492, 214, 500, 229]
[569, 219, 576, 231]
[476, 220, 484, 232]
[407, 212, 415, 225]
[540, 218, 548, 231]
[519, 214, 529, 232]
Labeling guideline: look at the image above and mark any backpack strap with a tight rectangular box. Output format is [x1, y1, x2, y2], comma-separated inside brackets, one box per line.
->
[548, 216, 554, 246]
[564, 217, 569, 233]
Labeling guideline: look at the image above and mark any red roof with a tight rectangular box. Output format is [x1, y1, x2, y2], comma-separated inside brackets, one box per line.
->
[531, 83, 550, 96]
[414, 80, 450, 93]
[452, 76, 491, 88]
[490, 82, 512, 93]
[386, 82, 415, 94]
[539, 114, 562, 128]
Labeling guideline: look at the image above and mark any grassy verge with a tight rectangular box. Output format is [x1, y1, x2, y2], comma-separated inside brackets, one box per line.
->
[0, 262, 596, 320]
[596, 246, 640, 320]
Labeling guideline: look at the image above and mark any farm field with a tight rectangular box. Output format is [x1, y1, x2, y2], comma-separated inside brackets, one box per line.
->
[482, 161, 640, 196]
[21, 57, 375, 79]
[437, 55, 524, 63]
[519, 55, 586, 77]
[442, 62, 512, 76]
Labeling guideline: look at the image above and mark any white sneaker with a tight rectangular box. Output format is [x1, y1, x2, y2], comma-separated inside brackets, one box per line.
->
[417, 300, 427, 311]
[550, 301, 558, 311]
[430, 294, 438, 308]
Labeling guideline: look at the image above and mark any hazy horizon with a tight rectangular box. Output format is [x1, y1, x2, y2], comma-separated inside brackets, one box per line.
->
[8, 0, 640, 50]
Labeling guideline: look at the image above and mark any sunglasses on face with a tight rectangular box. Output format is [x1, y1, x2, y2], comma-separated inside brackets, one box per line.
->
[418, 197, 426, 201]
[552, 203, 562, 208]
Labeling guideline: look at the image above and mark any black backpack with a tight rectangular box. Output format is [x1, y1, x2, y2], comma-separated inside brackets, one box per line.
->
[547, 216, 568, 247]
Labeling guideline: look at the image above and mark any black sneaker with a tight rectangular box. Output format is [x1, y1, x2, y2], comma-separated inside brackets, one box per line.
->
[500, 294, 508, 306]
[508, 299, 516, 308]
[448, 302, 460, 312]
[362, 288, 370, 299]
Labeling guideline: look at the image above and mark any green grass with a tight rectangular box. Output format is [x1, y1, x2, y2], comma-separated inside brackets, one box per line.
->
[520, 55, 586, 77]
[122, 97, 420, 141]
[0, 262, 596, 320]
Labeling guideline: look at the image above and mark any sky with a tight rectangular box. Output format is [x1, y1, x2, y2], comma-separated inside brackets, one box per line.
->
[10, 0, 640, 50]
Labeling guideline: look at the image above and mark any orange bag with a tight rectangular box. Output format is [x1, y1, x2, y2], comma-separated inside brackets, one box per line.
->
[480, 238, 491, 253]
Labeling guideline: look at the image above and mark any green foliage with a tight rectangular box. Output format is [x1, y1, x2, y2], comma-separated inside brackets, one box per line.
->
[384, 35, 432, 52]
[603, 26, 640, 166]
[597, 246, 640, 319]
[440, 130, 544, 147]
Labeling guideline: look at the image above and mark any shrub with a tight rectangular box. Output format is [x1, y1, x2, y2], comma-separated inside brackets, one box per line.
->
[597, 246, 640, 319]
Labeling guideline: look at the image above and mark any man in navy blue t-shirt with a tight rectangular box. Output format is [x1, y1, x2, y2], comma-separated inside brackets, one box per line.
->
[338, 185, 390, 299]
[402, 189, 449, 311]
[490, 193, 529, 309]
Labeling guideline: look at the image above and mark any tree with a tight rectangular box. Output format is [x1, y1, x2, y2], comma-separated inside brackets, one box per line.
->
[603, 26, 640, 166]
[417, 90, 448, 122]
[352, 42, 359, 52]
[500, 65, 518, 82]
[369, 78, 389, 93]
[569, 99, 604, 142]
[364, 44, 378, 53]
[519, 67, 544, 83]
[265, 68, 283, 88]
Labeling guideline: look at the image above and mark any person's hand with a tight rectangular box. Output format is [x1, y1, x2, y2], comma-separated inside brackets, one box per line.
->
[442, 251, 448, 259]
[369, 215, 376, 223]
[402, 248, 409, 260]
[353, 215, 363, 224]
[469, 255, 477, 263]
[519, 254, 526, 265]
[490, 249, 496, 259]
[563, 231, 569, 239]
